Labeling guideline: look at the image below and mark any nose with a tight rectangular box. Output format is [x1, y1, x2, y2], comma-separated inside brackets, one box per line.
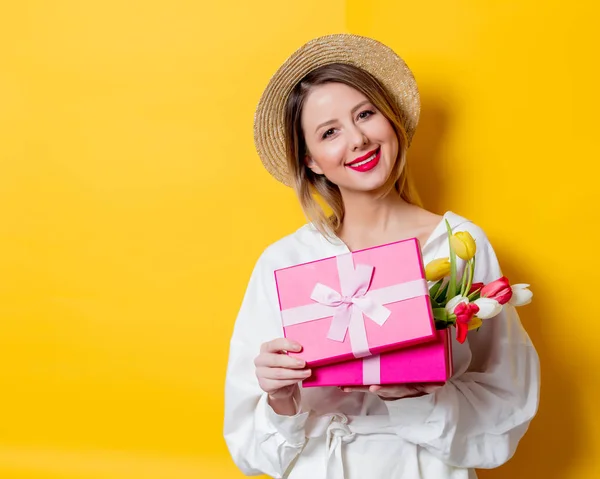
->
[349, 124, 368, 151]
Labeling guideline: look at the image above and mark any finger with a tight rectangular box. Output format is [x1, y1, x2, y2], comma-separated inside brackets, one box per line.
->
[369, 384, 414, 397]
[419, 384, 443, 394]
[340, 386, 371, 393]
[369, 385, 390, 395]
[257, 366, 312, 381]
[369, 385, 397, 393]
[261, 338, 302, 354]
[255, 353, 307, 369]
[384, 383, 442, 391]
[260, 377, 305, 393]
[369, 385, 410, 393]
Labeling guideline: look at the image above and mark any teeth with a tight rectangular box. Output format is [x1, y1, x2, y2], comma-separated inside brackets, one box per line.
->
[351, 151, 377, 167]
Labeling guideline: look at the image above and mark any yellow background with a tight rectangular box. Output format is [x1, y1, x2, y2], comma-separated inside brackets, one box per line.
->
[0, 1, 598, 478]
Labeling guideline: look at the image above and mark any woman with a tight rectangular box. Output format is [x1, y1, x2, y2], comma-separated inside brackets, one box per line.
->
[224, 34, 539, 479]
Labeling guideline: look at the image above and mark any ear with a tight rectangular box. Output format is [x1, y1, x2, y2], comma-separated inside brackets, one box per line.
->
[304, 154, 324, 175]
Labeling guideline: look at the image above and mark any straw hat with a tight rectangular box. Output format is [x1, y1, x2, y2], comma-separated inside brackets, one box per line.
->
[253, 33, 421, 187]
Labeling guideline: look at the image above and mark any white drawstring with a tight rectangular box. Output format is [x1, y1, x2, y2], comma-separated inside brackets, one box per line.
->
[325, 414, 355, 479]
[306, 413, 395, 479]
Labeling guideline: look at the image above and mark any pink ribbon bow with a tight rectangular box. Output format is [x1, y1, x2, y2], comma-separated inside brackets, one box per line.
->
[281, 253, 428, 359]
[310, 261, 391, 358]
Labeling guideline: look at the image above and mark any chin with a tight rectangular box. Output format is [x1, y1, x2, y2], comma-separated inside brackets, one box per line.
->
[354, 169, 394, 193]
[343, 176, 390, 194]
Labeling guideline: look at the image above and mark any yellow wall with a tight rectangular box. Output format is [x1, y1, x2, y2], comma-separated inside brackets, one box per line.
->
[1, 1, 598, 478]
[347, 1, 600, 478]
[0, 1, 344, 477]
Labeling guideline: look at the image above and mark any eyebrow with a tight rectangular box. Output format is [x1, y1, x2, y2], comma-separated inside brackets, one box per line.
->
[314, 100, 372, 134]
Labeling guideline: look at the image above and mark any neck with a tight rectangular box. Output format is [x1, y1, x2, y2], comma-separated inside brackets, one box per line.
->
[337, 189, 416, 248]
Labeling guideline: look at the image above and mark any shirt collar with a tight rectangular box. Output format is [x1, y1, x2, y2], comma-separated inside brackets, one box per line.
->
[309, 210, 471, 253]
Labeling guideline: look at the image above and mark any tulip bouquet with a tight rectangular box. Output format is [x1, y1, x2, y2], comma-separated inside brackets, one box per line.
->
[425, 221, 532, 343]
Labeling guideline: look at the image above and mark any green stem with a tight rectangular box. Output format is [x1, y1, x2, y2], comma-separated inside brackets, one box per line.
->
[445, 220, 457, 300]
[465, 256, 476, 298]
[459, 263, 468, 297]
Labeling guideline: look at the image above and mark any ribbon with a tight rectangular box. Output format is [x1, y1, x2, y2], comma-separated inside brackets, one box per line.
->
[362, 355, 381, 384]
[280, 252, 428, 359]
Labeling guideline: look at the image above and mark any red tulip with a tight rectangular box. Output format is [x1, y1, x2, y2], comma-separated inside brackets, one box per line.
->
[468, 282, 484, 295]
[480, 276, 513, 305]
[454, 302, 480, 344]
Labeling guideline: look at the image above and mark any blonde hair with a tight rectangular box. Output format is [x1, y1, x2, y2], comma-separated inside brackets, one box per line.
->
[284, 63, 422, 238]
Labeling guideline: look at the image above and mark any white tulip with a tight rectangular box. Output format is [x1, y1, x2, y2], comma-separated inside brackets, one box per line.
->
[445, 295, 468, 313]
[473, 297, 503, 319]
[509, 284, 533, 306]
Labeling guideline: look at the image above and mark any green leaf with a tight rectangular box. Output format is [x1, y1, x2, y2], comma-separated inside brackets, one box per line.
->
[432, 307, 448, 321]
[429, 278, 444, 298]
[467, 289, 482, 302]
[435, 280, 449, 303]
[429, 295, 442, 309]
[432, 308, 450, 330]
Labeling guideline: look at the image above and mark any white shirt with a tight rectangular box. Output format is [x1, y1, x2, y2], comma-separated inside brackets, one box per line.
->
[224, 211, 540, 479]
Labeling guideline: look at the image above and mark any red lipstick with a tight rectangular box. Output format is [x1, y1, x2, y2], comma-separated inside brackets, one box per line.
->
[346, 148, 381, 172]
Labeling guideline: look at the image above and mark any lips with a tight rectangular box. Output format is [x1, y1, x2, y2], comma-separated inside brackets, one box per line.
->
[346, 148, 380, 166]
[346, 147, 381, 172]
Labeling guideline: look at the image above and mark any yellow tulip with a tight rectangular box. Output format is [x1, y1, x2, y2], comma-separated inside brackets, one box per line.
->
[425, 257, 451, 282]
[468, 317, 483, 331]
[450, 231, 477, 261]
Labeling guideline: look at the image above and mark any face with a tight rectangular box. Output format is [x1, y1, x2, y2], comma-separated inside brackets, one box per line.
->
[300, 82, 399, 194]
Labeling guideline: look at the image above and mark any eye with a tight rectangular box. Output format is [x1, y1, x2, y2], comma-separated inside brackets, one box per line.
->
[322, 128, 336, 139]
[357, 109, 375, 120]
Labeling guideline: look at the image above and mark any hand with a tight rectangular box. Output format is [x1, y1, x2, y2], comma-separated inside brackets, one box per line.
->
[254, 338, 312, 401]
[340, 383, 442, 400]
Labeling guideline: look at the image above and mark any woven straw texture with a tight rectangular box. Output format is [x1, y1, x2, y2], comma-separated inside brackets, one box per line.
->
[253, 34, 420, 186]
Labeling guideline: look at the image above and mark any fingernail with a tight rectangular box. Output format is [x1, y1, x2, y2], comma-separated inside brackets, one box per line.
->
[304, 369, 312, 375]
[295, 359, 305, 367]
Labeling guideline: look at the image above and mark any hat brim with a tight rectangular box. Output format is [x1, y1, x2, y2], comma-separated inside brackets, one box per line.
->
[253, 33, 420, 187]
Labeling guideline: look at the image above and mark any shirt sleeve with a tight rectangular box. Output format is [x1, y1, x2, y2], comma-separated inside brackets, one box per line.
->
[383, 228, 540, 469]
[223, 249, 310, 478]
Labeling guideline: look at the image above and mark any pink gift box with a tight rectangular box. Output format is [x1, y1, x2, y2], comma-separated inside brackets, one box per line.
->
[274, 238, 435, 368]
[302, 328, 453, 387]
